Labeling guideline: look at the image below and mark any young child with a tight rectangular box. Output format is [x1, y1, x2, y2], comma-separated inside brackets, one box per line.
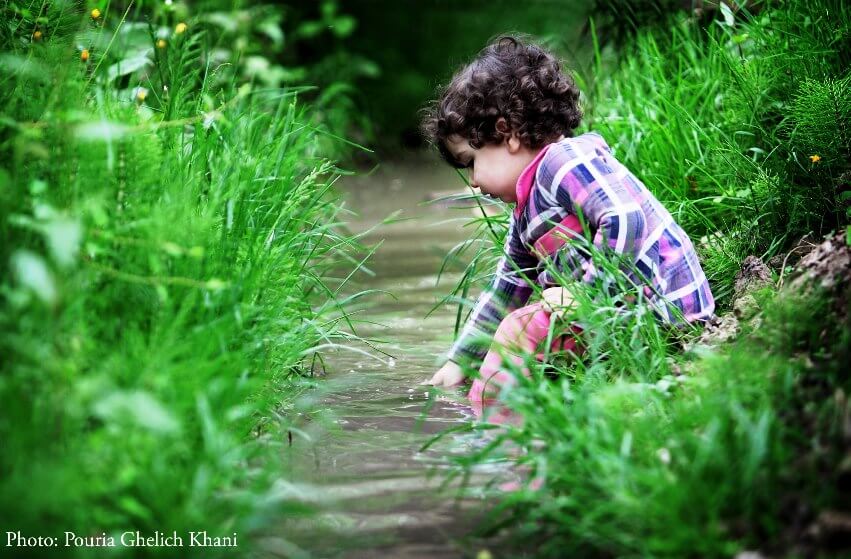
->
[420, 36, 715, 400]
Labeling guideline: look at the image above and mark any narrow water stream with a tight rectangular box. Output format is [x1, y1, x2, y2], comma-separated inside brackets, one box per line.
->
[264, 154, 517, 558]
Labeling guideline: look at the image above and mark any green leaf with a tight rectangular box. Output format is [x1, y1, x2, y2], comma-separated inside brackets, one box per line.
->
[44, 217, 82, 268]
[200, 12, 238, 32]
[331, 16, 356, 38]
[205, 278, 228, 291]
[29, 179, 47, 195]
[352, 58, 380, 78]
[258, 19, 284, 48]
[75, 121, 129, 141]
[11, 250, 56, 305]
[93, 391, 181, 434]
[320, 0, 338, 19]
[244, 55, 270, 76]
[105, 48, 153, 81]
[118, 496, 153, 522]
[719, 2, 735, 27]
[296, 21, 324, 39]
[0, 54, 51, 83]
[161, 241, 183, 256]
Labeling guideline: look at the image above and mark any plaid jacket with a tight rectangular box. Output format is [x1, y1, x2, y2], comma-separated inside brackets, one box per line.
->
[447, 131, 715, 364]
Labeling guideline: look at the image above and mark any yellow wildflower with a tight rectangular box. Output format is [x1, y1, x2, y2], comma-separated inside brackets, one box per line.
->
[91, 8, 101, 19]
[33, 30, 43, 41]
[175, 22, 187, 34]
[81, 48, 90, 62]
[809, 154, 821, 164]
[156, 39, 167, 49]
[136, 88, 148, 102]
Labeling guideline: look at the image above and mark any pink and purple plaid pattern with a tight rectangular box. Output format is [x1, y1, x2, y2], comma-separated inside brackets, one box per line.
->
[447, 131, 715, 364]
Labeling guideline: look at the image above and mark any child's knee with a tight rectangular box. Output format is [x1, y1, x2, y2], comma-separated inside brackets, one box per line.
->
[494, 303, 546, 346]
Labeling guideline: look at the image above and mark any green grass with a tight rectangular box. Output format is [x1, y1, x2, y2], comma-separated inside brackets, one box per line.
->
[433, 0, 851, 556]
[0, 2, 367, 556]
[450, 284, 850, 558]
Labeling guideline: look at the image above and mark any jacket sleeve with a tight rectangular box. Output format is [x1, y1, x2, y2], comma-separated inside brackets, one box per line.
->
[446, 215, 538, 365]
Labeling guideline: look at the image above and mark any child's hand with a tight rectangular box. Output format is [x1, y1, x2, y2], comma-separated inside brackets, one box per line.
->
[422, 361, 466, 387]
[541, 286, 575, 321]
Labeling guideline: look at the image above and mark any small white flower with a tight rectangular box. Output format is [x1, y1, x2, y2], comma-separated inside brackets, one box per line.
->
[657, 448, 671, 465]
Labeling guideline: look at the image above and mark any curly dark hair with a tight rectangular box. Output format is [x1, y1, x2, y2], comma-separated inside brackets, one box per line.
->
[420, 35, 583, 168]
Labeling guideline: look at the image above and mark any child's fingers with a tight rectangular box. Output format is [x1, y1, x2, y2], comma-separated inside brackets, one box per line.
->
[420, 371, 442, 386]
[541, 287, 574, 318]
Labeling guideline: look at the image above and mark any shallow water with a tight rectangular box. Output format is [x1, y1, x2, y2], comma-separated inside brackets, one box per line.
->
[260, 153, 517, 558]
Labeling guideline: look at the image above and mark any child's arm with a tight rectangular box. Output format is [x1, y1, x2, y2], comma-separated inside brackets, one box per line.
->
[442, 217, 538, 369]
[426, 287, 573, 388]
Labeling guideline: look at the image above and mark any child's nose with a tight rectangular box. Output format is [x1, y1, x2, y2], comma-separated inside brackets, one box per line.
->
[468, 170, 479, 189]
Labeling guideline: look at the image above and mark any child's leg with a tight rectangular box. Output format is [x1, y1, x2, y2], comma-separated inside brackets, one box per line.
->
[469, 302, 580, 403]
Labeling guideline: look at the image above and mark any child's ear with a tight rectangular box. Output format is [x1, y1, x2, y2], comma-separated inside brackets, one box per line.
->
[506, 133, 522, 153]
[494, 117, 522, 153]
[495, 117, 522, 152]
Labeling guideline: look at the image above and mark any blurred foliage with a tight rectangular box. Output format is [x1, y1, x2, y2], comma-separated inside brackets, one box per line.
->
[330, 0, 728, 153]
[589, 0, 723, 46]
[0, 0, 367, 555]
[341, 0, 593, 152]
[203, 0, 380, 155]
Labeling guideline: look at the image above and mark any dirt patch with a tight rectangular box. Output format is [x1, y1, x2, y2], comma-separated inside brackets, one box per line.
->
[787, 232, 851, 294]
[689, 255, 776, 349]
[734, 255, 773, 297]
[784, 231, 851, 329]
[692, 232, 851, 350]
[767, 234, 818, 272]
[764, 232, 851, 558]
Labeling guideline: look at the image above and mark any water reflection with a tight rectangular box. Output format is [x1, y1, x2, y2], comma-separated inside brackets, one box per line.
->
[271, 155, 520, 558]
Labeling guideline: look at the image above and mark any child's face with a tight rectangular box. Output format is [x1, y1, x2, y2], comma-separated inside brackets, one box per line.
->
[445, 133, 540, 204]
